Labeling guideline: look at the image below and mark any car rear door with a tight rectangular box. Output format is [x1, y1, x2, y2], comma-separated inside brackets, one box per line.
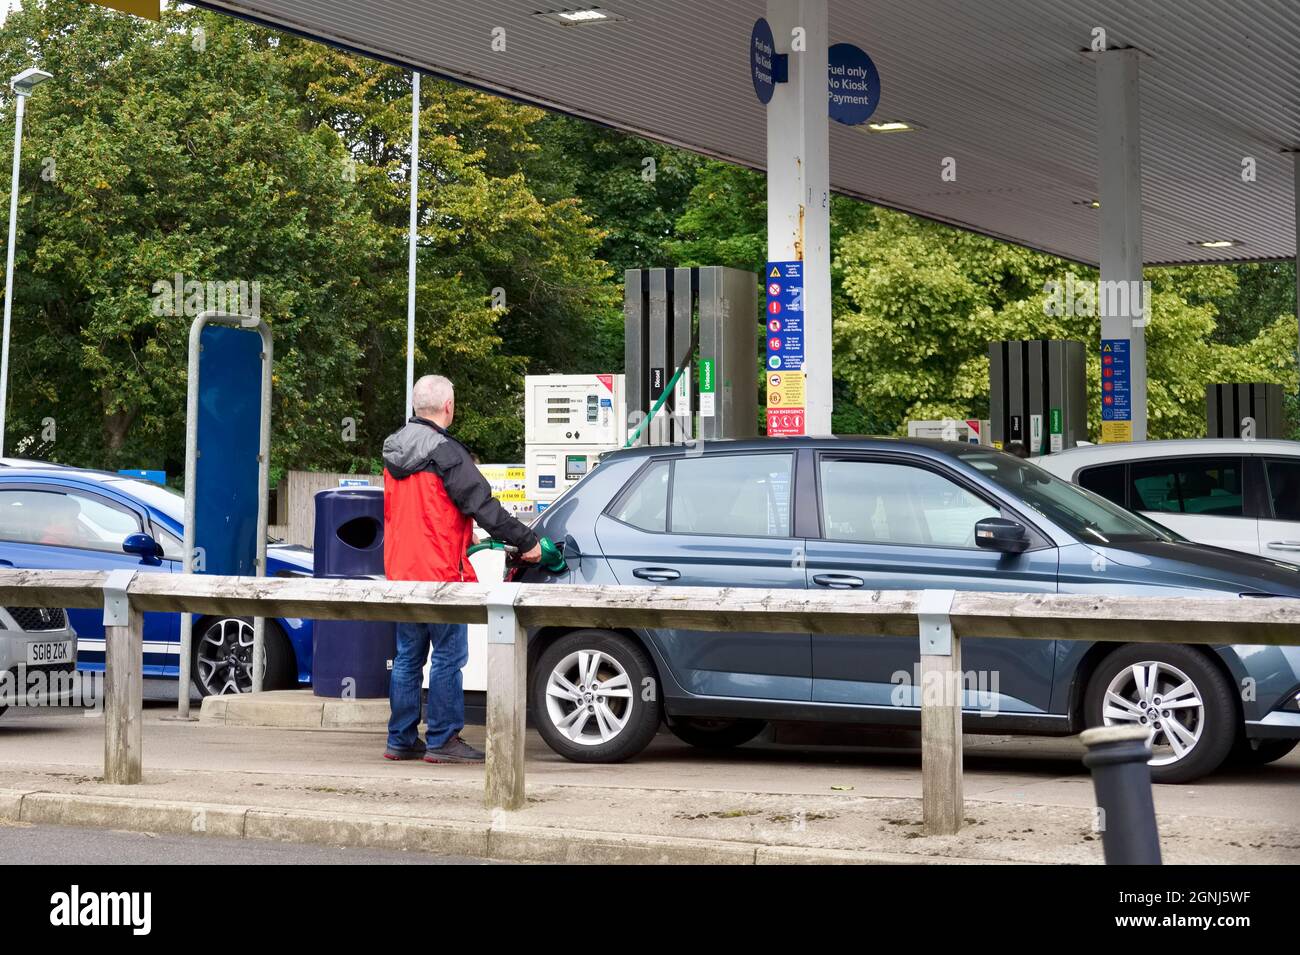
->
[0, 483, 177, 676]
[1258, 456, 1300, 564]
[804, 452, 1059, 715]
[593, 449, 811, 701]
[1127, 455, 1258, 555]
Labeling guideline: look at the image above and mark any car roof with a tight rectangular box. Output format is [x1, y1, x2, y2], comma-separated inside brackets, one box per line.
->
[0, 459, 158, 490]
[600, 435, 989, 463]
[1035, 437, 1300, 473]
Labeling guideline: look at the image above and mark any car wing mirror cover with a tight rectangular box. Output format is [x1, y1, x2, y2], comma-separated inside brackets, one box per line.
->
[975, 517, 1030, 553]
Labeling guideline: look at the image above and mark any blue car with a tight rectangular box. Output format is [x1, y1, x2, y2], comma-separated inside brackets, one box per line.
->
[0, 462, 314, 696]
[519, 438, 1300, 783]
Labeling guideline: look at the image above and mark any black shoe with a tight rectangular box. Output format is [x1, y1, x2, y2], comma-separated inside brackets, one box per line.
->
[423, 735, 485, 764]
[383, 743, 427, 761]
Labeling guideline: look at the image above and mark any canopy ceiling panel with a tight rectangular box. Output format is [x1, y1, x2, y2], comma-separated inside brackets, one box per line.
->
[198, 0, 1300, 266]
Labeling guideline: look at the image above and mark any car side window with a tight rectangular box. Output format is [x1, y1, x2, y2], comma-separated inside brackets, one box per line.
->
[1264, 459, 1300, 521]
[0, 488, 142, 552]
[1077, 463, 1126, 507]
[820, 459, 998, 548]
[670, 453, 793, 538]
[1130, 457, 1244, 517]
[610, 461, 669, 532]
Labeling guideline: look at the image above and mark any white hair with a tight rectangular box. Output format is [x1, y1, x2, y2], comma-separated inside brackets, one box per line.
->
[412, 374, 454, 415]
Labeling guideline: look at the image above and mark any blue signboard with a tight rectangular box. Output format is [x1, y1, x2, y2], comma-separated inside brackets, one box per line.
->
[750, 18, 779, 103]
[827, 42, 881, 125]
[119, 469, 166, 485]
[194, 324, 263, 575]
[765, 261, 805, 372]
[1100, 339, 1131, 422]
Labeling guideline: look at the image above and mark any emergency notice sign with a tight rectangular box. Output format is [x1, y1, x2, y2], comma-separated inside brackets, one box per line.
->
[765, 261, 806, 436]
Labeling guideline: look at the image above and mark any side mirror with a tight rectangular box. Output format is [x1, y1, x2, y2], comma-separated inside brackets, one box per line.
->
[975, 517, 1030, 554]
[122, 533, 163, 564]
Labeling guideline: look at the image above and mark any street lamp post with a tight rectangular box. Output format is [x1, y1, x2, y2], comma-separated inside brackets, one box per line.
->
[0, 67, 52, 458]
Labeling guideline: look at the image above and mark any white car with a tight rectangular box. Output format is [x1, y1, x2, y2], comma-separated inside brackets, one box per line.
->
[1034, 438, 1300, 563]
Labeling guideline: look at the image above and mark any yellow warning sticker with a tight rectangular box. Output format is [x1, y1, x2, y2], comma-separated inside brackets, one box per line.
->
[766, 370, 805, 409]
[1100, 421, 1133, 443]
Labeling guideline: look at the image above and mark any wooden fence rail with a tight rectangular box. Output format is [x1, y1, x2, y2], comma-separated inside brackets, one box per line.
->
[3, 569, 1298, 835]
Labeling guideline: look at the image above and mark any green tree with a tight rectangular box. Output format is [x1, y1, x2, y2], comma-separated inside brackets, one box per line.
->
[0, 1, 382, 473]
[834, 210, 1298, 440]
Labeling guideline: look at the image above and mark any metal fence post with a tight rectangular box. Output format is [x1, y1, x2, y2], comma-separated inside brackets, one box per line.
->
[918, 589, 962, 835]
[484, 582, 526, 811]
[1081, 724, 1162, 864]
[102, 569, 142, 785]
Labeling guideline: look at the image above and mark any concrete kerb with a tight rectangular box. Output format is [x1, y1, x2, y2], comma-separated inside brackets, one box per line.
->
[0, 788, 1008, 865]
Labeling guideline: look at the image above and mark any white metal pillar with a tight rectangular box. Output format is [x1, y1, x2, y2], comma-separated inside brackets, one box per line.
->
[766, 0, 831, 436]
[1095, 49, 1147, 442]
[405, 70, 420, 421]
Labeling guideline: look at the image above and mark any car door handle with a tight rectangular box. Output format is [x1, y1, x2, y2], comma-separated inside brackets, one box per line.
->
[1266, 541, 1300, 552]
[632, 566, 680, 582]
[813, 573, 865, 589]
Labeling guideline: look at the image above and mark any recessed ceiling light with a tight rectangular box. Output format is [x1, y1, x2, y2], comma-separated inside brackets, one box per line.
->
[864, 121, 921, 133]
[535, 8, 627, 26]
[1194, 239, 1239, 249]
[1073, 199, 1101, 209]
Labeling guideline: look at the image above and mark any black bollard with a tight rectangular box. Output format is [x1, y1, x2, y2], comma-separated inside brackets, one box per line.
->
[1080, 724, 1162, 865]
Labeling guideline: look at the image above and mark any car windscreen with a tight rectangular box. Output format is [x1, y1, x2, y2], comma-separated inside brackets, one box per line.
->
[952, 448, 1178, 545]
[109, 478, 184, 523]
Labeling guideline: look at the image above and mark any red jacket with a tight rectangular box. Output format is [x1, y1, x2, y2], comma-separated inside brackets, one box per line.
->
[382, 417, 537, 583]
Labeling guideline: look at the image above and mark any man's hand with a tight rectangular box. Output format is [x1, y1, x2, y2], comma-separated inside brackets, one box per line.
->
[519, 543, 542, 563]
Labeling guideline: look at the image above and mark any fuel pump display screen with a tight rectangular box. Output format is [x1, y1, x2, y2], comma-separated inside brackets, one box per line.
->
[565, 454, 589, 480]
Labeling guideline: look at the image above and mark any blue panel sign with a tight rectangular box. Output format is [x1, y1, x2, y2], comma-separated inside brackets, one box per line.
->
[339, 478, 371, 487]
[751, 18, 779, 103]
[1100, 339, 1131, 421]
[827, 43, 881, 125]
[119, 469, 166, 486]
[194, 324, 262, 575]
[765, 261, 805, 372]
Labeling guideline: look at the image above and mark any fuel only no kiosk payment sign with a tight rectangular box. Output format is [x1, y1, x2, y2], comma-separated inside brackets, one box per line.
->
[766, 261, 805, 436]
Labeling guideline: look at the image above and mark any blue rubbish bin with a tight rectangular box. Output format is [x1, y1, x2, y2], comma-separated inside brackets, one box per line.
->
[312, 488, 396, 699]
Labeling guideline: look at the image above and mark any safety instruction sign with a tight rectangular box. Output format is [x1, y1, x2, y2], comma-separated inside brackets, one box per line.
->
[766, 261, 806, 435]
[766, 371, 804, 409]
[1100, 339, 1132, 442]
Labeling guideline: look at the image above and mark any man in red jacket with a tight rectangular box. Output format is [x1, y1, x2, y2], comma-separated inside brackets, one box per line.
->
[382, 374, 540, 763]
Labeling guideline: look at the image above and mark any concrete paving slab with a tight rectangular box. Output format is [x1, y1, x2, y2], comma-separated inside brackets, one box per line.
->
[1, 705, 1295, 864]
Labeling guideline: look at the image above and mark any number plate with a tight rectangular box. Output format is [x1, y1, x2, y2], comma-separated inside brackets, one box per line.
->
[26, 640, 74, 665]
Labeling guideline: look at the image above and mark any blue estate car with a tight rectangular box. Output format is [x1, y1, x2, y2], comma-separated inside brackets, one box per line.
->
[519, 437, 1300, 783]
[0, 463, 313, 696]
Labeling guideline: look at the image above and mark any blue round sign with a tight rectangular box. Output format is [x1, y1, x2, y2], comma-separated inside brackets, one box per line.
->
[751, 18, 777, 104]
[827, 42, 880, 125]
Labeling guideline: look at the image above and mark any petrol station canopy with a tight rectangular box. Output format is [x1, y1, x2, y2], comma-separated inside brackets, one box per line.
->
[197, 0, 1298, 267]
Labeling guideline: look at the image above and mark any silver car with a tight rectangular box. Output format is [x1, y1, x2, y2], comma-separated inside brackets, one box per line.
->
[0, 605, 78, 715]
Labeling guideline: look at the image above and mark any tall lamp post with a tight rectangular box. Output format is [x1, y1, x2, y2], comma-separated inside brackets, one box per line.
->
[405, 70, 419, 420]
[0, 67, 52, 457]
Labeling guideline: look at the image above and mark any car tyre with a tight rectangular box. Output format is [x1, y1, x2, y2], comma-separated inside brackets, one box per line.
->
[667, 717, 766, 750]
[531, 630, 661, 763]
[1084, 644, 1236, 784]
[192, 617, 295, 697]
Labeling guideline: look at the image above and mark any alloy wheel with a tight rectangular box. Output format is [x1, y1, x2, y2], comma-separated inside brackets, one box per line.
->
[543, 649, 634, 745]
[1101, 661, 1204, 766]
[195, 618, 254, 695]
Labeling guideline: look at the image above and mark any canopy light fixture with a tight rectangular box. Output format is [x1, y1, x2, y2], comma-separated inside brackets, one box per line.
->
[865, 120, 921, 133]
[10, 68, 52, 96]
[1194, 239, 1239, 249]
[535, 8, 627, 26]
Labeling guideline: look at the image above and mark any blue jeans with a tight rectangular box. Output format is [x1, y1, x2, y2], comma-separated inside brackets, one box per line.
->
[388, 621, 468, 751]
